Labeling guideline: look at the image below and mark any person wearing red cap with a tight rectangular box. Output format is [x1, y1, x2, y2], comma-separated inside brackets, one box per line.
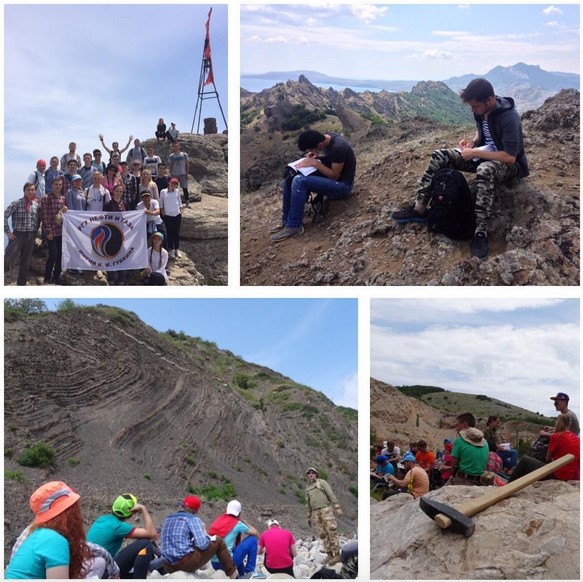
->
[160, 495, 238, 577]
[6, 481, 91, 579]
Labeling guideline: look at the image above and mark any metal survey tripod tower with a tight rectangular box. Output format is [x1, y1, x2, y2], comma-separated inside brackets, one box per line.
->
[191, 7, 227, 134]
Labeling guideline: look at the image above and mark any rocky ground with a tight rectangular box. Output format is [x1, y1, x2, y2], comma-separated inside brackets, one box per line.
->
[371, 481, 579, 579]
[240, 90, 579, 286]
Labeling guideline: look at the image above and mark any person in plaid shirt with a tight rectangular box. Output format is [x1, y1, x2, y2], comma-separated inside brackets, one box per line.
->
[41, 176, 66, 284]
[4, 182, 41, 285]
[160, 495, 237, 576]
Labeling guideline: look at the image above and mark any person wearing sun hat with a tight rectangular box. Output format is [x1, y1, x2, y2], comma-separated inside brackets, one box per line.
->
[160, 494, 238, 576]
[305, 467, 343, 566]
[444, 412, 489, 486]
[6, 481, 90, 579]
[86, 493, 158, 578]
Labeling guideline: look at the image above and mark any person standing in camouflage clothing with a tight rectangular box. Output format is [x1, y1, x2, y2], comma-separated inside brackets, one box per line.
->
[305, 467, 342, 566]
[392, 78, 528, 260]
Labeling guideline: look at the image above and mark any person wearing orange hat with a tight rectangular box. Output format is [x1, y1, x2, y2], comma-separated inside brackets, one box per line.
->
[5, 481, 90, 579]
[160, 495, 238, 577]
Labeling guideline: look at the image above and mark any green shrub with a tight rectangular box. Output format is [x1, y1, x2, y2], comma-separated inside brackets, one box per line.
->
[348, 485, 358, 497]
[234, 373, 257, 390]
[5, 299, 48, 321]
[17, 442, 57, 469]
[68, 458, 80, 467]
[57, 299, 77, 313]
[185, 456, 195, 466]
[193, 482, 236, 501]
[5, 470, 26, 482]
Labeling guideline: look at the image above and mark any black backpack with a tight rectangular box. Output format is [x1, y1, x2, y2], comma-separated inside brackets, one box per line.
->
[426, 168, 476, 240]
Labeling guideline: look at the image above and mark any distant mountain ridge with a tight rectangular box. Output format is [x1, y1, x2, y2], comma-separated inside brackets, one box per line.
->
[242, 63, 579, 112]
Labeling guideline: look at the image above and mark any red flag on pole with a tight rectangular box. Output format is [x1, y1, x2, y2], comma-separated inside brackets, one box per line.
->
[203, 7, 215, 85]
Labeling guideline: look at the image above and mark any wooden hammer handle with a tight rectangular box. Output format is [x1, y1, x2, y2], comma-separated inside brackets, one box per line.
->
[434, 454, 575, 529]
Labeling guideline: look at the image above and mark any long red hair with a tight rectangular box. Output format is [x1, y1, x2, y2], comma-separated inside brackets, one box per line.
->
[31, 501, 91, 578]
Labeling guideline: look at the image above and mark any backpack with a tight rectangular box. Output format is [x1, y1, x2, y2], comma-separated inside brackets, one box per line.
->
[426, 168, 476, 240]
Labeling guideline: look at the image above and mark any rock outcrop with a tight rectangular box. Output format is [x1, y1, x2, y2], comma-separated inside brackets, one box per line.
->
[240, 88, 579, 286]
[4, 307, 357, 563]
[371, 481, 579, 579]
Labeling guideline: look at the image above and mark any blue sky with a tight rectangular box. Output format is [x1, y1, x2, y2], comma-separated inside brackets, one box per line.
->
[43, 298, 359, 409]
[241, 4, 579, 78]
[4, 4, 228, 206]
[371, 299, 580, 419]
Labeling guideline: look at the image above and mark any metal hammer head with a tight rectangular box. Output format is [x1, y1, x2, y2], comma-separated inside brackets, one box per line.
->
[419, 496, 475, 537]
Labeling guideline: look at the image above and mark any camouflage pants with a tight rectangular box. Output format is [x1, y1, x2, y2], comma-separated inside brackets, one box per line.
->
[312, 505, 340, 555]
[415, 148, 518, 233]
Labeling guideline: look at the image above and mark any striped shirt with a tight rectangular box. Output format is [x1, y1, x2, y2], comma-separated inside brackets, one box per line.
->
[161, 511, 210, 565]
[4, 197, 41, 234]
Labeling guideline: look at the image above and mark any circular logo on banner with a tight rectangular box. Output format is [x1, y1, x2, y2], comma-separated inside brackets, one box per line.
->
[90, 223, 125, 259]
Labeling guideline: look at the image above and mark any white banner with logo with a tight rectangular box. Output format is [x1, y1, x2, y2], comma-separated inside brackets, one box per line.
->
[62, 210, 148, 271]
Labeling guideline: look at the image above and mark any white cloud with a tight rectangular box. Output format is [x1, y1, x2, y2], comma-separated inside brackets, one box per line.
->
[422, 49, 454, 59]
[248, 35, 262, 43]
[351, 4, 388, 23]
[546, 20, 559, 28]
[543, 5, 563, 16]
[335, 371, 359, 409]
[264, 35, 288, 44]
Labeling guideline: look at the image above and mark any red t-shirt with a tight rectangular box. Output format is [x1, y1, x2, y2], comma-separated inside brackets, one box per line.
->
[549, 430, 580, 481]
[415, 450, 436, 470]
[258, 527, 295, 569]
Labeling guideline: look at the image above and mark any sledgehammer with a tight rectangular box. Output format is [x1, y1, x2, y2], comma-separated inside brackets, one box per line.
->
[419, 453, 575, 537]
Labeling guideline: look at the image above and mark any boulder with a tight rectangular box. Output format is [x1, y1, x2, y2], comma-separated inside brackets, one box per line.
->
[371, 481, 579, 579]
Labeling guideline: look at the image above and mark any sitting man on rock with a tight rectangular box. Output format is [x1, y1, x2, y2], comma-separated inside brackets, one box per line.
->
[86, 493, 158, 578]
[443, 412, 489, 486]
[160, 495, 237, 577]
[370, 454, 395, 487]
[382, 441, 401, 472]
[209, 499, 259, 577]
[270, 129, 356, 242]
[391, 78, 529, 260]
[383, 453, 429, 499]
[415, 440, 436, 476]
[258, 519, 297, 577]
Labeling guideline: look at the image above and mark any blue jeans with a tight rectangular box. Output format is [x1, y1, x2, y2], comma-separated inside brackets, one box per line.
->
[213, 536, 258, 576]
[497, 448, 518, 469]
[282, 175, 352, 228]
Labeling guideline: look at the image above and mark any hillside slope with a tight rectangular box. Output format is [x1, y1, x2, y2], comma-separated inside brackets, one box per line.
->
[240, 87, 579, 286]
[4, 306, 357, 560]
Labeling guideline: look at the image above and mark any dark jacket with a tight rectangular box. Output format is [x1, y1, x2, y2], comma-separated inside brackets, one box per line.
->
[474, 96, 529, 179]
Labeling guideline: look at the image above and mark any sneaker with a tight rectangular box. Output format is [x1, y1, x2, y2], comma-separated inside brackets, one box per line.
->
[391, 204, 428, 224]
[268, 222, 285, 234]
[270, 226, 304, 242]
[471, 232, 489, 259]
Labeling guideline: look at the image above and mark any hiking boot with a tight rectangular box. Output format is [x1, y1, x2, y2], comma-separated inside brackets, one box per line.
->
[391, 204, 428, 224]
[268, 222, 285, 234]
[327, 553, 342, 566]
[471, 232, 489, 259]
[270, 225, 304, 242]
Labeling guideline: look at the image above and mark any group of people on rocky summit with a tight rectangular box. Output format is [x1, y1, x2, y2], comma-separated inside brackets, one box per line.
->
[372, 392, 580, 501]
[4, 130, 194, 287]
[6, 466, 355, 579]
[271, 78, 528, 261]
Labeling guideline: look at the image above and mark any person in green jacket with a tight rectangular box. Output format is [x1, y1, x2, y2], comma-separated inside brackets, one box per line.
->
[305, 467, 342, 565]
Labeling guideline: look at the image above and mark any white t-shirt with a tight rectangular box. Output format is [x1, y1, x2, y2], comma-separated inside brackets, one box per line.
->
[160, 188, 182, 217]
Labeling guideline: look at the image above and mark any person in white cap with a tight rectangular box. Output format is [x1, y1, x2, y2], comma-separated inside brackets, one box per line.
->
[209, 499, 259, 576]
[305, 467, 342, 565]
[258, 519, 297, 577]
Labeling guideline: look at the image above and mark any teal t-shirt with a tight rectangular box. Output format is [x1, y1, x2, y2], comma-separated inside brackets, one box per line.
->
[452, 437, 488, 476]
[211, 521, 249, 563]
[6, 528, 69, 578]
[87, 514, 134, 556]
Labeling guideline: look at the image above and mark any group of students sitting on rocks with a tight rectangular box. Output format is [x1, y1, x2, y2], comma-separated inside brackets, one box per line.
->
[372, 393, 580, 501]
[6, 484, 301, 579]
